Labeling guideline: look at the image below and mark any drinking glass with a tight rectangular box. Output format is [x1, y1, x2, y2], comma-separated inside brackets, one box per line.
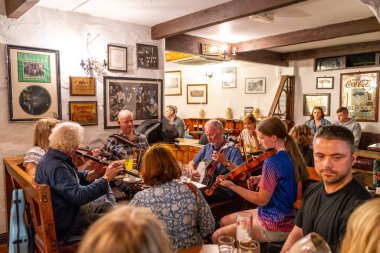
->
[288, 232, 331, 253]
[236, 211, 252, 248]
[218, 235, 235, 253]
[180, 164, 191, 183]
[239, 239, 260, 253]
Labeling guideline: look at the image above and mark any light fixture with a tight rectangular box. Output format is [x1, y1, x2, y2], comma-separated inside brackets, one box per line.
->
[220, 45, 237, 61]
[80, 33, 107, 82]
[205, 71, 213, 78]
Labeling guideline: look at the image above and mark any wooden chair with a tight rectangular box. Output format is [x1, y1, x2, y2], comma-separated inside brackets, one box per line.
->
[4, 157, 80, 253]
[294, 166, 321, 210]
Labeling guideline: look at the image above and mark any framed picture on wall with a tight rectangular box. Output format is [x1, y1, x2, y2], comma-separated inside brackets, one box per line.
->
[245, 78, 266, 94]
[164, 70, 182, 96]
[70, 76, 96, 96]
[107, 44, 128, 72]
[222, 67, 236, 88]
[187, 84, 207, 104]
[69, 101, 98, 126]
[244, 107, 254, 115]
[6, 44, 61, 121]
[340, 71, 379, 122]
[303, 93, 331, 116]
[316, 77, 334, 89]
[103, 76, 163, 128]
[136, 43, 158, 69]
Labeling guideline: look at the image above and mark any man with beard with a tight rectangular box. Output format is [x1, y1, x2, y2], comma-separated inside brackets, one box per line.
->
[281, 125, 370, 253]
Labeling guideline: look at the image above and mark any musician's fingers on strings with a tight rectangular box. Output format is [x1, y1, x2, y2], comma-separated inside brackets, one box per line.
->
[91, 148, 102, 157]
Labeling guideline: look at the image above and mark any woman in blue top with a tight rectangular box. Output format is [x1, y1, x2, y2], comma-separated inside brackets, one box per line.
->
[305, 106, 331, 133]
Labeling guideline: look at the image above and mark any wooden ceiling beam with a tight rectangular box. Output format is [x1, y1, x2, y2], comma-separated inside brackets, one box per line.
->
[152, 0, 307, 40]
[166, 34, 288, 66]
[5, 0, 39, 18]
[165, 34, 227, 55]
[235, 17, 380, 52]
[283, 40, 380, 61]
[236, 51, 288, 66]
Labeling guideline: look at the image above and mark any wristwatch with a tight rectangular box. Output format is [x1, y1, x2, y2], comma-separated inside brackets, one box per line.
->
[224, 161, 231, 167]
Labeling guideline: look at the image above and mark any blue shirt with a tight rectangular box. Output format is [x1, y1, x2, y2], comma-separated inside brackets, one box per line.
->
[35, 148, 109, 240]
[305, 118, 331, 133]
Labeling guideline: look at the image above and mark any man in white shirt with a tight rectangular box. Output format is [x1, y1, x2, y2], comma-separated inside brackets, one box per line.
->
[335, 107, 362, 149]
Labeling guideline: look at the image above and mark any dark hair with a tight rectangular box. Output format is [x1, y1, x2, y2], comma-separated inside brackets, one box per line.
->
[289, 125, 312, 149]
[257, 117, 308, 181]
[314, 125, 355, 153]
[141, 145, 181, 186]
[244, 114, 257, 125]
[336, 106, 349, 114]
[309, 106, 325, 120]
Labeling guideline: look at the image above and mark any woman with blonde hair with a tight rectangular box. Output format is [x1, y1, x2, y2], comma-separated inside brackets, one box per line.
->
[78, 205, 172, 253]
[23, 118, 59, 177]
[340, 198, 380, 253]
[212, 116, 308, 244]
[239, 113, 260, 151]
[289, 125, 314, 167]
[130, 145, 215, 251]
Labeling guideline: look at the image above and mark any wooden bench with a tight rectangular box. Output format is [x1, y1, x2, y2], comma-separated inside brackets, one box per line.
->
[294, 166, 321, 210]
[4, 157, 80, 253]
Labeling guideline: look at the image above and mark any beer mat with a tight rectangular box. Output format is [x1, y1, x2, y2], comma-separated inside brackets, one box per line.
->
[123, 176, 142, 183]
[191, 181, 207, 189]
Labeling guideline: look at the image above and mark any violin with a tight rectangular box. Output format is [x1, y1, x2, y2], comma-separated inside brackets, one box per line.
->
[204, 148, 276, 196]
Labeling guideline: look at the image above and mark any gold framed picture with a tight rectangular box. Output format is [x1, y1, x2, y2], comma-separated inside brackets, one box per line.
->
[164, 71, 182, 96]
[70, 77, 96, 96]
[69, 101, 98, 126]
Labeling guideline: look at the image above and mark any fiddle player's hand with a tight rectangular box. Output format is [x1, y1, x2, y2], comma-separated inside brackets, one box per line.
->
[247, 176, 261, 191]
[103, 161, 124, 182]
[191, 169, 200, 180]
[217, 175, 234, 189]
[91, 148, 102, 158]
[212, 151, 228, 165]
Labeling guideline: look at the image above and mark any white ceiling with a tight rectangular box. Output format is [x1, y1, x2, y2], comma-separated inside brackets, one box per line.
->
[36, 0, 379, 52]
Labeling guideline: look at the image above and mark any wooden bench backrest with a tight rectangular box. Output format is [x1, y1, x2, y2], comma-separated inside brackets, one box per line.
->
[4, 157, 59, 253]
[294, 166, 321, 210]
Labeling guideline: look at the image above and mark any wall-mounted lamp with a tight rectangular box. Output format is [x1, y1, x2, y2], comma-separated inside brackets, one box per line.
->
[205, 71, 213, 78]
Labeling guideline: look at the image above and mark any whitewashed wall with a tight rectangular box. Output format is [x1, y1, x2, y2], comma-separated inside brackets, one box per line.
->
[0, 7, 164, 233]
[166, 60, 380, 132]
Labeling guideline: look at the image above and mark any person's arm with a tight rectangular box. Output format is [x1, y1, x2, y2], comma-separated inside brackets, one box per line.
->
[280, 226, 304, 253]
[352, 123, 362, 148]
[196, 188, 215, 237]
[25, 162, 37, 178]
[177, 119, 185, 138]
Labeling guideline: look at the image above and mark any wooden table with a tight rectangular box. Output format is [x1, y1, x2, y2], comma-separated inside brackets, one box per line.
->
[177, 138, 202, 146]
[356, 149, 380, 160]
[178, 244, 237, 253]
[368, 143, 380, 152]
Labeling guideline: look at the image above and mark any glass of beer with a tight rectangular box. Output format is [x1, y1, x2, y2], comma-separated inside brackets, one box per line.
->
[124, 155, 134, 176]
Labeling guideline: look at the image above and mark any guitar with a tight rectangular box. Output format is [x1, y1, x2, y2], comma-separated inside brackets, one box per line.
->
[196, 137, 238, 187]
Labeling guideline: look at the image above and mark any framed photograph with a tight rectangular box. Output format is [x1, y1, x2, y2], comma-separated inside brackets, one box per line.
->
[187, 84, 207, 104]
[136, 43, 158, 69]
[303, 93, 331, 116]
[164, 70, 182, 96]
[245, 78, 266, 94]
[69, 101, 98, 126]
[244, 107, 254, 115]
[316, 77, 334, 89]
[340, 71, 379, 122]
[103, 76, 163, 128]
[201, 43, 219, 56]
[222, 67, 237, 88]
[6, 44, 61, 121]
[315, 56, 345, 71]
[107, 44, 127, 72]
[70, 77, 96, 96]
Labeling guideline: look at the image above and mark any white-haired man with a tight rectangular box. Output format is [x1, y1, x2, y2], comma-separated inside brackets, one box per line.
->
[35, 122, 123, 241]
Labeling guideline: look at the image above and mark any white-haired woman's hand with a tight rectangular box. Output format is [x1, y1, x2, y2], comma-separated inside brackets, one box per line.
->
[103, 162, 124, 182]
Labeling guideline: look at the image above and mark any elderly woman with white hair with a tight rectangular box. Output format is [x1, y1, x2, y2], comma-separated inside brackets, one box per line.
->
[35, 121, 123, 241]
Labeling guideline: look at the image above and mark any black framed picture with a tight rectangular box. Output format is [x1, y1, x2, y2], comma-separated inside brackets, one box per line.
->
[103, 76, 163, 128]
[303, 93, 331, 116]
[6, 44, 61, 121]
[136, 43, 158, 69]
[316, 77, 334, 89]
[107, 44, 128, 72]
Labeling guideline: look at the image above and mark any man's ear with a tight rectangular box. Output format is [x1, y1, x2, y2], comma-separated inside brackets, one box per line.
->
[351, 152, 357, 164]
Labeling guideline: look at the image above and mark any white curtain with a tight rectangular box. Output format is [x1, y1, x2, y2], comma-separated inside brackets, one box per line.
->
[360, 0, 380, 22]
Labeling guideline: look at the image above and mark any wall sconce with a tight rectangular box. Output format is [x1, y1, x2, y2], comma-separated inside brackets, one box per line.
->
[80, 33, 107, 82]
[205, 71, 213, 78]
